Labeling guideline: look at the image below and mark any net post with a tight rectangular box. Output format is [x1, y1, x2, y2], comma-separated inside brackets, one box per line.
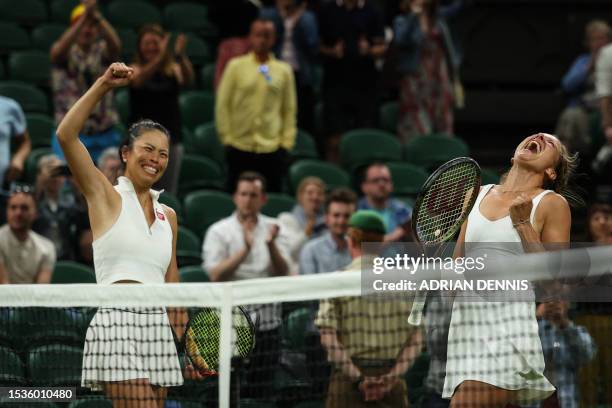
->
[218, 284, 234, 408]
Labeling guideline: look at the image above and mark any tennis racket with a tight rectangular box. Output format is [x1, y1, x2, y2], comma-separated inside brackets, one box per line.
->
[407, 157, 481, 326]
[183, 306, 256, 376]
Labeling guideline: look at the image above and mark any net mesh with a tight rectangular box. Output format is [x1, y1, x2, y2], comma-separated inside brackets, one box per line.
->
[0, 246, 611, 408]
[415, 160, 480, 244]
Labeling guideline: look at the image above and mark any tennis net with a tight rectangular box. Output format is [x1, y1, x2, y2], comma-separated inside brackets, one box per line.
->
[0, 244, 610, 408]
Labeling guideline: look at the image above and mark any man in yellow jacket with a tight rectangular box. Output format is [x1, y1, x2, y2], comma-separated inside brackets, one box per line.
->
[216, 18, 297, 192]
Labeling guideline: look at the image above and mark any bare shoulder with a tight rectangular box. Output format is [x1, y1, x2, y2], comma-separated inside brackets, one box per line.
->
[541, 192, 570, 212]
[161, 204, 178, 229]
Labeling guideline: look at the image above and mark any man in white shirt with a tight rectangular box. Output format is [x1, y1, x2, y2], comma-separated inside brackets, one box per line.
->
[202, 171, 291, 399]
[0, 189, 56, 284]
[594, 43, 612, 174]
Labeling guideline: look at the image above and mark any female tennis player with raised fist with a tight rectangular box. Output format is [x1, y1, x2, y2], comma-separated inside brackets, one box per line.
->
[445, 133, 576, 408]
[56, 62, 187, 408]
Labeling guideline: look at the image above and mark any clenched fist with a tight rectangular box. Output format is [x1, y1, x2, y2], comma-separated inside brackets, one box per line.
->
[509, 193, 532, 227]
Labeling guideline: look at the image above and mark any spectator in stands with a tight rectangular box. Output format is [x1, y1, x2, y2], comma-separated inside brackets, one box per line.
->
[315, 210, 422, 407]
[261, 0, 319, 133]
[575, 203, 612, 407]
[358, 163, 412, 242]
[50, 0, 122, 164]
[130, 24, 194, 195]
[278, 176, 327, 274]
[97, 147, 121, 185]
[0, 188, 56, 284]
[536, 301, 596, 408]
[216, 19, 297, 192]
[299, 187, 356, 275]
[0, 96, 31, 192]
[319, 0, 386, 162]
[393, 0, 461, 142]
[202, 171, 291, 399]
[594, 27, 612, 177]
[556, 20, 611, 155]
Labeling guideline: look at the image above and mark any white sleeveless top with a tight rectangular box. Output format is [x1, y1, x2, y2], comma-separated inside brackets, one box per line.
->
[92, 177, 173, 285]
[466, 184, 553, 243]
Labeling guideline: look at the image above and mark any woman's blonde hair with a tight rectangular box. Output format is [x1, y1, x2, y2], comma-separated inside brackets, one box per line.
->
[135, 24, 174, 77]
[296, 176, 326, 199]
[586, 19, 612, 40]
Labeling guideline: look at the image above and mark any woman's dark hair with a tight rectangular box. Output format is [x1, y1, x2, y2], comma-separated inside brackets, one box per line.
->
[543, 142, 583, 207]
[586, 203, 612, 242]
[119, 119, 170, 166]
[134, 24, 174, 76]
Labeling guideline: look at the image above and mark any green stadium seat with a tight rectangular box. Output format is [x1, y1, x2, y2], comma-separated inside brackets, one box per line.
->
[178, 154, 224, 197]
[8, 50, 51, 85]
[183, 190, 234, 239]
[262, 193, 296, 217]
[0, 23, 29, 54]
[24, 147, 53, 183]
[185, 34, 211, 66]
[481, 168, 501, 185]
[290, 129, 319, 160]
[282, 307, 312, 350]
[114, 88, 130, 126]
[386, 162, 428, 197]
[117, 28, 138, 62]
[0, 0, 47, 26]
[199, 63, 215, 91]
[179, 265, 209, 283]
[179, 91, 214, 131]
[0, 81, 49, 113]
[289, 160, 350, 194]
[50, 0, 79, 24]
[379, 100, 399, 134]
[339, 128, 402, 171]
[0, 346, 25, 385]
[51, 261, 96, 284]
[12, 308, 85, 349]
[159, 191, 183, 222]
[403, 134, 470, 170]
[26, 113, 54, 148]
[67, 397, 113, 408]
[32, 23, 65, 51]
[191, 123, 225, 168]
[163, 3, 209, 33]
[0, 309, 15, 349]
[177, 226, 201, 267]
[106, 0, 162, 30]
[27, 344, 83, 387]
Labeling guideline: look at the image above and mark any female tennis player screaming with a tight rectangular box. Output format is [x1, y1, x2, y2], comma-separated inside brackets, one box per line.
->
[445, 133, 576, 408]
[56, 62, 185, 408]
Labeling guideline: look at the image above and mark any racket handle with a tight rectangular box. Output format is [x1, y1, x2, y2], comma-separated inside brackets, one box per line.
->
[407, 292, 426, 326]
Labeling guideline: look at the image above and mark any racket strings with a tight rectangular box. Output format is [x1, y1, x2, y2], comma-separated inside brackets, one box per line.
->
[418, 162, 480, 243]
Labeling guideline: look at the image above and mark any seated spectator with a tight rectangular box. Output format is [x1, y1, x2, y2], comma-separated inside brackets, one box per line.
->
[216, 19, 297, 192]
[202, 171, 291, 399]
[261, 0, 319, 133]
[214, 36, 251, 90]
[358, 163, 412, 242]
[130, 24, 194, 195]
[97, 146, 121, 185]
[393, 0, 461, 142]
[315, 210, 422, 407]
[299, 188, 356, 274]
[278, 176, 326, 274]
[586, 202, 612, 243]
[556, 20, 611, 155]
[0, 188, 56, 284]
[50, 0, 122, 164]
[536, 301, 596, 408]
[0, 96, 31, 192]
[32, 154, 90, 262]
[594, 28, 612, 177]
[319, 0, 386, 162]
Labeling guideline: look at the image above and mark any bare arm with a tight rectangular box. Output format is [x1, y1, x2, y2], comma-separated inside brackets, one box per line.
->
[50, 17, 88, 64]
[164, 205, 188, 340]
[267, 225, 289, 276]
[56, 62, 133, 238]
[97, 14, 121, 60]
[319, 327, 362, 380]
[131, 35, 170, 88]
[386, 329, 423, 378]
[173, 34, 195, 86]
[208, 247, 250, 282]
[6, 132, 31, 182]
[35, 267, 52, 284]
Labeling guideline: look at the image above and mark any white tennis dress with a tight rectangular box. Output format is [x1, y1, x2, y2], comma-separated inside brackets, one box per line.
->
[81, 176, 183, 389]
[442, 184, 555, 404]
